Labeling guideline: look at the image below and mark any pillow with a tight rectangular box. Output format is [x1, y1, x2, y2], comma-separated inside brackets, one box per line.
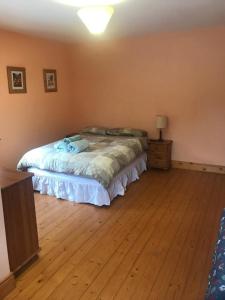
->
[106, 128, 148, 137]
[80, 126, 108, 136]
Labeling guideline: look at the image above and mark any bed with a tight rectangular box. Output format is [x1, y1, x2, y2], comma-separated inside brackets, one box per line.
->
[17, 130, 148, 206]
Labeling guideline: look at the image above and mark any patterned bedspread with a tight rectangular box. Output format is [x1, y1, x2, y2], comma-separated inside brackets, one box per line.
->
[17, 135, 146, 188]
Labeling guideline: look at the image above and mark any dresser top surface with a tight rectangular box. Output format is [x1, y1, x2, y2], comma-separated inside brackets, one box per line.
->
[148, 139, 173, 145]
[0, 167, 33, 189]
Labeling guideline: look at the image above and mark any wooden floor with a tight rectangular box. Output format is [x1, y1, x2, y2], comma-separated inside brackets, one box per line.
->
[5, 169, 225, 300]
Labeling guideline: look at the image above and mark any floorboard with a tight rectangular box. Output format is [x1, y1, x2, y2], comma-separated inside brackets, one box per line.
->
[5, 169, 225, 300]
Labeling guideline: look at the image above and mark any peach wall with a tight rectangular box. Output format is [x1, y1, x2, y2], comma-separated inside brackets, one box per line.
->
[0, 26, 224, 168]
[70, 26, 225, 166]
[0, 29, 75, 168]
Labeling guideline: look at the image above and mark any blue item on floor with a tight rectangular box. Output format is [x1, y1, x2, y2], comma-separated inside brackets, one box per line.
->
[206, 209, 225, 299]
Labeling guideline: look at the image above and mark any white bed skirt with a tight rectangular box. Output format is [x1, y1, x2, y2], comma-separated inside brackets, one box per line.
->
[28, 152, 147, 206]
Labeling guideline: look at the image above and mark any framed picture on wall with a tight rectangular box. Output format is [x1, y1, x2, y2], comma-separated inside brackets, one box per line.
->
[43, 69, 57, 92]
[7, 66, 27, 94]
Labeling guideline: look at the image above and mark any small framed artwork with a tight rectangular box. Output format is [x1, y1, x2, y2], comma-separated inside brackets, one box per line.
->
[43, 69, 57, 92]
[7, 66, 27, 94]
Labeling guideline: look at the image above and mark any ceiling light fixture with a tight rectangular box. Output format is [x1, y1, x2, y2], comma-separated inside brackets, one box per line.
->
[54, 0, 124, 7]
[53, 0, 124, 35]
[77, 6, 114, 35]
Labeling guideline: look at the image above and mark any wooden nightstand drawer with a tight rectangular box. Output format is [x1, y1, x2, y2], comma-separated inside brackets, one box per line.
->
[150, 143, 167, 153]
[151, 158, 171, 169]
[151, 152, 166, 160]
[147, 139, 173, 170]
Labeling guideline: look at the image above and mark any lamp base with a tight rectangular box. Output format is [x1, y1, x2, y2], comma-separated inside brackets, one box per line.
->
[158, 129, 163, 142]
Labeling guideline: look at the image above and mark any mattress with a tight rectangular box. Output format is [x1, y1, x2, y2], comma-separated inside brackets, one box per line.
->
[28, 152, 147, 206]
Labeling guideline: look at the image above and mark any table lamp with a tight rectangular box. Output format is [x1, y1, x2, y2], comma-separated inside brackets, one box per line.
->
[156, 115, 168, 141]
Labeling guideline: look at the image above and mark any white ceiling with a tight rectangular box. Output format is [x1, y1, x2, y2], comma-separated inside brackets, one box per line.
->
[0, 0, 224, 42]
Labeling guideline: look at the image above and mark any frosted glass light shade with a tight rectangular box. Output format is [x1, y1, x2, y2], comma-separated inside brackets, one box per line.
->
[156, 115, 168, 129]
[77, 6, 114, 34]
[54, 0, 124, 7]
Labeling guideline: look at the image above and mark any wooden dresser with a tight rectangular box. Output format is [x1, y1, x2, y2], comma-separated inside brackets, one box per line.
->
[147, 140, 173, 170]
[0, 168, 39, 274]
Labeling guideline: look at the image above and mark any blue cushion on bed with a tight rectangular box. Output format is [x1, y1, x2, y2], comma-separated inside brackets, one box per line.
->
[206, 209, 225, 299]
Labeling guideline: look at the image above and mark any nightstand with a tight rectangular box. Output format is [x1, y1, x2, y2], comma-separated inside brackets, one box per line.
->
[147, 139, 173, 170]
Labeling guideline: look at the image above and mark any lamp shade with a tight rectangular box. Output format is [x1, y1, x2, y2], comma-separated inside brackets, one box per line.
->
[54, 0, 124, 7]
[77, 6, 114, 34]
[156, 115, 168, 129]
